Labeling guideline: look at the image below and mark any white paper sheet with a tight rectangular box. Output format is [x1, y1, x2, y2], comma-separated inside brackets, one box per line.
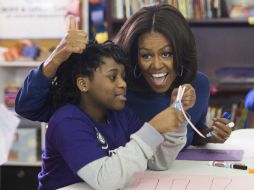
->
[187, 129, 254, 159]
[0, 104, 20, 165]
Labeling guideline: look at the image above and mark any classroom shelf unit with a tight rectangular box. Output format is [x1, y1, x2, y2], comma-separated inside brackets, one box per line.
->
[0, 61, 45, 190]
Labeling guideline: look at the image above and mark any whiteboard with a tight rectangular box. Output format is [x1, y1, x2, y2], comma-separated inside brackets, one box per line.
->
[0, 0, 88, 39]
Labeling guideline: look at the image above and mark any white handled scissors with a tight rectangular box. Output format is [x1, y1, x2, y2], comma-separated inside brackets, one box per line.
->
[172, 85, 206, 138]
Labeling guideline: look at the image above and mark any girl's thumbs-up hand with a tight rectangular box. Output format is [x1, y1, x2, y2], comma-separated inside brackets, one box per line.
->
[43, 15, 88, 78]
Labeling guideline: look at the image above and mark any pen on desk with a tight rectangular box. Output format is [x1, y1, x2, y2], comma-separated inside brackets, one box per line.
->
[209, 161, 248, 170]
[206, 112, 234, 138]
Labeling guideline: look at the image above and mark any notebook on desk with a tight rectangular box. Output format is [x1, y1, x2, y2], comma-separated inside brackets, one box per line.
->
[176, 148, 244, 161]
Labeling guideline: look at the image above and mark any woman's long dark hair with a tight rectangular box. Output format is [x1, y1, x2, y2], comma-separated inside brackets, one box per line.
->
[114, 4, 197, 95]
[49, 41, 128, 111]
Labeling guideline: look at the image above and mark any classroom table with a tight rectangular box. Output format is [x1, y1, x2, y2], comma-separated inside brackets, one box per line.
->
[58, 129, 254, 190]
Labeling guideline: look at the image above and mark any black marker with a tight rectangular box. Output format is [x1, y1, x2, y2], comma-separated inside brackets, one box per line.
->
[209, 161, 248, 170]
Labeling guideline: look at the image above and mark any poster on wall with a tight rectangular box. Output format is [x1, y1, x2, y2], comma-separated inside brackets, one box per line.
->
[0, 0, 85, 39]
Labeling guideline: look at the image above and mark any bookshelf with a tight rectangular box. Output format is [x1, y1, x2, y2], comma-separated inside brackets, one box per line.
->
[0, 61, 41, 67]
[0, 1, 90, 189]
[0, 61, 40, 103]
[105, 0, 254, 128]
[0, 60, 45, 189]
[106, 0, 254, 38]
[0, 60, 45, 163]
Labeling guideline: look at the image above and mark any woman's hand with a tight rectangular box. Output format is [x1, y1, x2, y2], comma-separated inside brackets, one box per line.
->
[43, 15, 88, 78]
[149, 107, 185, 134]
[171, 84, 196, 111]
[208, 117, 232, 143]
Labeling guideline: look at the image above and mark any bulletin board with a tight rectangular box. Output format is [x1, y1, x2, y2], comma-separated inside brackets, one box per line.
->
[0, 0, 81, 39]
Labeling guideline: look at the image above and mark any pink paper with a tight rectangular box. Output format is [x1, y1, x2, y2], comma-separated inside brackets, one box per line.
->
[132, 172, 254, 190]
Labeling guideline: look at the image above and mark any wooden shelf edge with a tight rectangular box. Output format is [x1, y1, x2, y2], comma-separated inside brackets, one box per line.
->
[4, 160, 42, 167]
[0, 61, 41, 67]
[110, 17, 253, 26]
[189, 18, 251, 25]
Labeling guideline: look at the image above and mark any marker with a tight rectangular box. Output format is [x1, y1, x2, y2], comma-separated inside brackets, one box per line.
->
[223, 112, 231, 120]
[209, 161, 248, 170]
[232, 163, 248, 170]
[206, 112, 234, 138]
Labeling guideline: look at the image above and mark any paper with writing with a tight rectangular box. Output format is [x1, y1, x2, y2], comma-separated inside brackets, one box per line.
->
[0, 104, 20, 165]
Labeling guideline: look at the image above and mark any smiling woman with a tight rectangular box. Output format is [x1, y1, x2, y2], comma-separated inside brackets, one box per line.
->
[114, 4, 197, 97]
[137, 32, 176, 93]
[113, 4, 233, 147]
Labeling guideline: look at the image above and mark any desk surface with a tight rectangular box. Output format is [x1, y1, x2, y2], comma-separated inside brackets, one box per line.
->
[58, 129, 254, 190]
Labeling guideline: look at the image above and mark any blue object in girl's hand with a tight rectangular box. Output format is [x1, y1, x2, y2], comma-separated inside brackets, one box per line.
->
[223, 112, 231, 119]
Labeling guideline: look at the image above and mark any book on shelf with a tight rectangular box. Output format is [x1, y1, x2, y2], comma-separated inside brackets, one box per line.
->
[4, 83, 21, 108]
[125, 0, 131, 18]
[7, 115, 42, 163]
[110, 0, 232, 20]
[112, 0, 125, 19]
[207, 100, 254, 130]
[229, 0, 254, 18]
[8, 127, 41, 163]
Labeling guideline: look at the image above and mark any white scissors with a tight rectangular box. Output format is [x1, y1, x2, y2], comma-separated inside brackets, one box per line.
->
[172, 85, 206, 138]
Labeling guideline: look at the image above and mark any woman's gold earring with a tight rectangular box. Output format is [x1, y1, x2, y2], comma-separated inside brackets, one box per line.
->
[82, 88, 87, 92]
